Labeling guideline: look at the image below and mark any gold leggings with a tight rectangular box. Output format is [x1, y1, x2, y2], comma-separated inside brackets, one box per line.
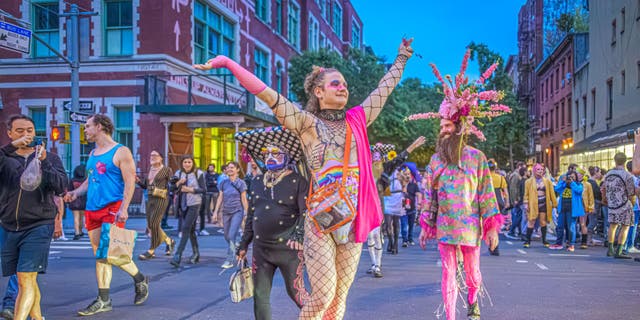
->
[299, 218, 362, 320]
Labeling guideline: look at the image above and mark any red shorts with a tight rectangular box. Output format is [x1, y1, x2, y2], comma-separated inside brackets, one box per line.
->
[85, 201, 125, 231]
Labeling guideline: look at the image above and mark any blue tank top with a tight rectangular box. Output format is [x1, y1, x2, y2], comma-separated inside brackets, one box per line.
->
[86, 144, 125, 211]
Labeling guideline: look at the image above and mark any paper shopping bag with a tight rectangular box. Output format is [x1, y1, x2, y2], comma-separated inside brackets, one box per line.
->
[96, 223, 138, 266]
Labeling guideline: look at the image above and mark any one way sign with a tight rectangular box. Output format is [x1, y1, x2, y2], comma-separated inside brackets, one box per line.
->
[69, 111, 90, 123]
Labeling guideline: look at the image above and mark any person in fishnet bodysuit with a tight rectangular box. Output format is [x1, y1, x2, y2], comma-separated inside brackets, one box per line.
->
[194, 39, 413, 320]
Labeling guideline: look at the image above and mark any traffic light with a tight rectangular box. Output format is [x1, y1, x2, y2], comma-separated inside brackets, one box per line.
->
[80, 124, 87, 144]
[51, 126, 62, 142]
[52, 124, 71, 144]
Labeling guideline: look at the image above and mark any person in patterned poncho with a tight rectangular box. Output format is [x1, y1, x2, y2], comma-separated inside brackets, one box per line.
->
[408, 50, 506, 320]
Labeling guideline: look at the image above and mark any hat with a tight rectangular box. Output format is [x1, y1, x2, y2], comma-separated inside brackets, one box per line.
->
[234, 126, 303, 171]
[406, 50, 511, 141]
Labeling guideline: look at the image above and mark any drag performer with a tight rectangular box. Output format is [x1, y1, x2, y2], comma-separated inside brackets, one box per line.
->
[408, 50, 508, 320]
[522, 163, 557, 248]
[195, 38, 413, 319]
[235, 128, 309, 320]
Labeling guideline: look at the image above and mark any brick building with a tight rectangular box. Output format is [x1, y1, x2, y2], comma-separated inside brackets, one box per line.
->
[0, 0, 364, 176]
[535, 34, 574, 176]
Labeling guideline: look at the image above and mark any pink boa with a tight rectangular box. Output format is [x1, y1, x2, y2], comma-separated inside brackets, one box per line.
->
[418, 212, 437, 239]
[482, 213, 505, 241]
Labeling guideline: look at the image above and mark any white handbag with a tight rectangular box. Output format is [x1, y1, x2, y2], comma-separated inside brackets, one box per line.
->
[229, 259, 253, 303]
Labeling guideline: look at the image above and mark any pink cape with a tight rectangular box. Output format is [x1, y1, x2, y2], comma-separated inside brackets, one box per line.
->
[346, 106, 383, 243]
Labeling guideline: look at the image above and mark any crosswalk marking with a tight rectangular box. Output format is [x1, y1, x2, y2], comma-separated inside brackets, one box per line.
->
[516, 260, 528, 263]
[517, 249, 527, 255]
[536, 263, 549, 270]
[506, 241, 513, 245]
[549, 254, 590, 257]
[50, 246, 92, 250]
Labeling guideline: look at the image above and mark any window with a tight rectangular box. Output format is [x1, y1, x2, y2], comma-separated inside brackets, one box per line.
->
[574, 100, 579, 131]
[621, 70, 626, 95]
[606, 79, 613, 120]
[193, 1, 235, 66]
[319, 32, 326, 49]
[32, 1, 59, 58]
[308, 16, 319, 51]
[560, 100, 565, 127]
[545, 78, 549, 100]
[541, 83, 544, 102]
[591, 88, 596, 125]
[29, 108, 47, 138]
[582, 95, 587, 129]
[638, 61, 640, 87]
[275, 0, 282, 34]
[561, 63, 565, 87]
[332, 1, 342, 38]
[105, 0, 133, 56]
[351, 21, 361, 49]
[114, 106, 133, 152]
[254, 48, 269, 84]
[621, 8, 625, 34]
[287, 1, 300, 49]
[611, 19, 617, 45]
[550, 75, 554, 96]
[550, 110, 554, 133]
[566, 99, 571, 125]
[255, 0, 268, 22]
[556, 68, 559, 90]
[555, 105, 559, 131]
[322, 0, 330, 21]
[288, 76, 297, 102]
[275, 62, 283, 93]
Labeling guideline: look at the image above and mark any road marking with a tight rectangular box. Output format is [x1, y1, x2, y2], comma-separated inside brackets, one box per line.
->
[516, 260, 528, 263]
[506, 241, 513, 245]
[49, 251, 62, 254]
[549, 254, 590, 257]
[536, 263, 549, 270]
[53, 241, 91, 245]
[50, 246, 92, 250]
[517, 249, 527, 255]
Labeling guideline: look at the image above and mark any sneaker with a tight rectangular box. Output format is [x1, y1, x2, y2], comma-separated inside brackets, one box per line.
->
[523, 242, 530, 248]
[199, 229, 210, 236]
[548, 244, 563, 250]
[77, 297, 113, 316]
[567, 245, 575, 252]
[402, 242, 408, 248]
[543, 242, 550, 248]
[580, 244, 588, 249]
[628, 247, 640, 254]
[409, 240, 416, 246]
[0, 308, 14, 320]
[221, 261, 234, 269]
[366, 265, 375, 274]
[178, 232, 182, 238]
[73, 234, 83, 240]
[373, 266, 383, 278]
[134, 276, 149, 305]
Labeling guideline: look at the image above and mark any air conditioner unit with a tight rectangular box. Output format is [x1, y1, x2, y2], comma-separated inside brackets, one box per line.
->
[528, 114, 537, 121]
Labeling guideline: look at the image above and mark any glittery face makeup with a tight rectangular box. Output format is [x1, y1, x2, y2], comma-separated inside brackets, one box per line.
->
[262, 145, 289, 171]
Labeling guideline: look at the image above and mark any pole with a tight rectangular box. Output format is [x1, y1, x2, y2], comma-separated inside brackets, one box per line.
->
[61, 5, 97, 170]
[69, 4, 80, 169]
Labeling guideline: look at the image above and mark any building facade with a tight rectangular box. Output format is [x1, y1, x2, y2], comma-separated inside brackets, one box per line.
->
[517, 0, 544, 164]
[0, 0, 364, 175]
[536, 34, 574, 176]
[561, 0, 640, 171]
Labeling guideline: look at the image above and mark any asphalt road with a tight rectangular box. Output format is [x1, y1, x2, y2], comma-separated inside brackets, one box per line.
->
[2, 218, 639, 320]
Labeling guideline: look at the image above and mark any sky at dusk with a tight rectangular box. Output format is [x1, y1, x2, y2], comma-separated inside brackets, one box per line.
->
[351, 0, 527, 84]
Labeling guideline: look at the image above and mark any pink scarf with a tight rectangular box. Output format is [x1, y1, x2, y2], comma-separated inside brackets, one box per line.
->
[346, 106, 383, 243]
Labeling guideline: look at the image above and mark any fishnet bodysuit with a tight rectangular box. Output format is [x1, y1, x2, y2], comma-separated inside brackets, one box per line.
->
[266, 54, 409, 320]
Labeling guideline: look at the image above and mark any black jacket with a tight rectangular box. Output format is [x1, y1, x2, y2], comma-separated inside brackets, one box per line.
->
[0, 143, 68, 231]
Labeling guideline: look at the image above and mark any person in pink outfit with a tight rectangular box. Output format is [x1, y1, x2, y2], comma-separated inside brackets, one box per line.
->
[408, 50, 508, 320]
[194, 39, 413, 320]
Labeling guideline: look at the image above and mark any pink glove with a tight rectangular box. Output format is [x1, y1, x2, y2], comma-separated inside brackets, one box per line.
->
[200, 56, 267, 95]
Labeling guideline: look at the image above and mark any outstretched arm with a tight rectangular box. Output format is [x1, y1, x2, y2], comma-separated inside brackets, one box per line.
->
[361, 38, 414, 126]
[193, 56, 316, 136]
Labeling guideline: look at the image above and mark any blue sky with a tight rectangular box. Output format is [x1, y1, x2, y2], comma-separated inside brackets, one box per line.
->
[351, 0, 526, 84]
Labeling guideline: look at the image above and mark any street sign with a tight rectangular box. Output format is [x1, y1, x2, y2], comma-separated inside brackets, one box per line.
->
[63, 100, 95, 113]
[0, 21, 31, 54]
[68, 111, 91, 123]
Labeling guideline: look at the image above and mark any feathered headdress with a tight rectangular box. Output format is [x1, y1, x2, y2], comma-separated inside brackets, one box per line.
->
[406, 50, 511, 141]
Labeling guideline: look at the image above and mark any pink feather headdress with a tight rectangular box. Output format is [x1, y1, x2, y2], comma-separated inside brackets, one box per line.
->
[406, 50, 511, 141]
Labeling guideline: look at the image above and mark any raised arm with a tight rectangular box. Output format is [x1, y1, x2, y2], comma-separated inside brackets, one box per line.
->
[361, 38, 414, 126]
[193, 56, 316, 136]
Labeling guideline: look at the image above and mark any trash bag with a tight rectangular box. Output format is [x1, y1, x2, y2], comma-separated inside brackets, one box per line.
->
[20, 146, 43, 191]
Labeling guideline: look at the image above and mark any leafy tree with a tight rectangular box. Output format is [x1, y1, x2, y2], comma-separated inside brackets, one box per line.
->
[468, 42, 529, 170]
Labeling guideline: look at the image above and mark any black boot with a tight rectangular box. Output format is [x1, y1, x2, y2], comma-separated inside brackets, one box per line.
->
[615, 244, 632, 259]
[170, 253, 182, 268]
[580, 234, 588, 249]
[524, 227, 533, 248]
[541, 226, 549, 247]
[189, 241, 200, 264]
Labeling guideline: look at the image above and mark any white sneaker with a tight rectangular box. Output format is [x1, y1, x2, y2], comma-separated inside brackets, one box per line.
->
[178, 232, 182, 239]
[221, 261, 234, 269]
[366, 264, 375, 274]
[199, 230, 210, 236]
[628, 247, 640, 254]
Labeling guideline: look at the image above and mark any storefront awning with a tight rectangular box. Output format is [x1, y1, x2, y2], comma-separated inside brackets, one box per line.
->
[136, 103, 278, 126]
[564, 120, 640, 155]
